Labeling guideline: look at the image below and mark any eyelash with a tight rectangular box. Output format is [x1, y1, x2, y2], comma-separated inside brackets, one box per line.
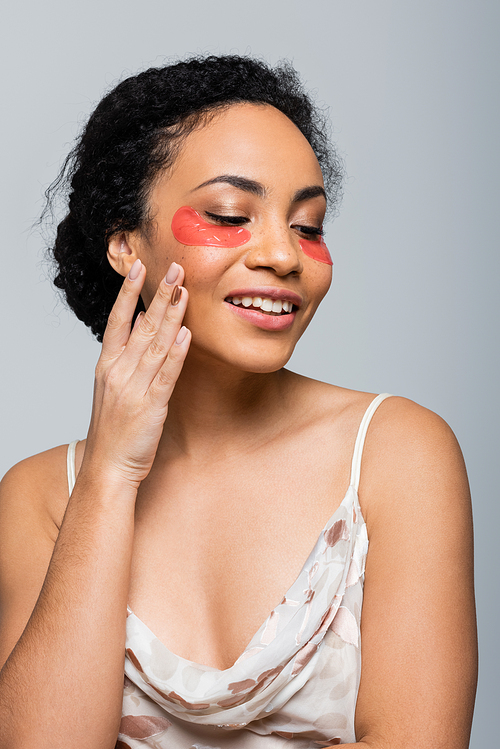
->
[205, 212, 324, 238]
[205, 211, 248, 226]
[293, 225, 325, 238]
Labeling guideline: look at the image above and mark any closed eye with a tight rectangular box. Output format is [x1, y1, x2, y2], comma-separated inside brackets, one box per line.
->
[292, 224, 325, 238]
[205, 211, 249, 226]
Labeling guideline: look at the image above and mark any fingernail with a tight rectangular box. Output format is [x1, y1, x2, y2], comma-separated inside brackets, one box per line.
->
[128, 259, 142, 280]
[132, 311, 144, 330]
[171, 286, 182, 306]
[175, 326, 188, 345]
[165, 262, 180, 285]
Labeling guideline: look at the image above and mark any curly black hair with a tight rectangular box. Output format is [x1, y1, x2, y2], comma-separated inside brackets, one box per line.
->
[45, 55, 343, 341]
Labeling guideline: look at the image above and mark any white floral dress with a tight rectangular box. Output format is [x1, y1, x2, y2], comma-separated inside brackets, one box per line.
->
[67, 393, 392, 748]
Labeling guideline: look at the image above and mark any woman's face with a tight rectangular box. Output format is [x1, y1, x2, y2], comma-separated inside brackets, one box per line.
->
[125, 103, 332, 374]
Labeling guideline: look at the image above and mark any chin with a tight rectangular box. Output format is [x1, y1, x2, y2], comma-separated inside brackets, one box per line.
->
[189, 338, 296, 375]
[233, 335, 298, 370]
[237, 359, 290, 375]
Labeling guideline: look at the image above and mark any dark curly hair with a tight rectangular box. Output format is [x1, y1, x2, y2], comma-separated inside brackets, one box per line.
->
[45, 55, 343, 341]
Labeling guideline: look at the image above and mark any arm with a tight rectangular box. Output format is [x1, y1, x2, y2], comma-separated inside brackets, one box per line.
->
[340, 398, 477, 748]
[0, 451, 137, 748]
[0, 260, 191, 749]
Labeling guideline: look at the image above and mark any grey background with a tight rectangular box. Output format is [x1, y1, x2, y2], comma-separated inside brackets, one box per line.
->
[1, 0, 498, 744]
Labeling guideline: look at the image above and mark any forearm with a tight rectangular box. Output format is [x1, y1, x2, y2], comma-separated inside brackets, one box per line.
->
[0, 468, 137, 749]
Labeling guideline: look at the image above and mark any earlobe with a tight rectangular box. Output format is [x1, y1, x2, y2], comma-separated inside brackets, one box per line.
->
[107, 232, 139, 277]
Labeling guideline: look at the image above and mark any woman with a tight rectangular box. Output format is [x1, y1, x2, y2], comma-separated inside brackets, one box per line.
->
[0, 56, 477, 748]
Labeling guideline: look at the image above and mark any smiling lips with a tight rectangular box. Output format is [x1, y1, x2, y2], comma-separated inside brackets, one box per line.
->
[224, 290, 301, 331]
[226, 295, 294, 315]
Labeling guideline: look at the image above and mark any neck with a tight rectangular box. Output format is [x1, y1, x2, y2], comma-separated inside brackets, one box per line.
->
[159, 353, 297, 461]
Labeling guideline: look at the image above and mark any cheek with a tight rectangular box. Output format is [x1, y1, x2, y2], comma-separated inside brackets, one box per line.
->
[304, 262, 333, 315]
[171, 206, 251, 248]
[299, 237, 333, 266]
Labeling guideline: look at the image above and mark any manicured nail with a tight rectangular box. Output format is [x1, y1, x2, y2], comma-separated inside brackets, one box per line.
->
[175, 326, 188, 345]
[132, 311, 144, 330]
[128, 259, 142, 280]
[165, 262, 180, 285]
[171, 286, 182, 306]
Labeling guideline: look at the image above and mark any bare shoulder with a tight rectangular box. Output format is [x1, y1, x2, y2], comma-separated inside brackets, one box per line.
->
[288, 378, 467, 505]
[359, 395, 471, 528]
[299, 382, 473, 547]
[365, 394, 463, 455]
[0, 444, 71, 537]
[0, 444, 72, 666]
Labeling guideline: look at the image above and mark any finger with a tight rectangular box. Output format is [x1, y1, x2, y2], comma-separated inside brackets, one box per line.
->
[146, 325, 192, 408]
[138, 263, 185, 339]
[129, 286, 189, 385]
[120, 263, 186, 363]
[100, 259, 146, 361]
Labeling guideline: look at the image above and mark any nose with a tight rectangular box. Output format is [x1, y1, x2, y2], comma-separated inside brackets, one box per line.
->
[244, 223, 303, 277]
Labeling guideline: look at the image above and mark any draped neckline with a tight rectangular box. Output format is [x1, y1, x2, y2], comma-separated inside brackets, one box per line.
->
[126, 482, 364, 676]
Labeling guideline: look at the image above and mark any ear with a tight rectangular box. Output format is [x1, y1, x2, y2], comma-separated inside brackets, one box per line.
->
[107, 232, 140, 277]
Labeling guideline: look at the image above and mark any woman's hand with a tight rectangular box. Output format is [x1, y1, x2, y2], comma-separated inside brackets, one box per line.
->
[83, 259, 191, 489]
[0, 256, 186, 747]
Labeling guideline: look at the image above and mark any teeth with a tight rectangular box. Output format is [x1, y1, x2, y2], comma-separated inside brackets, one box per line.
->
[228, 296, 295, 313]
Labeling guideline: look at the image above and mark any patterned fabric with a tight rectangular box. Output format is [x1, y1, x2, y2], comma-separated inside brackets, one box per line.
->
[66, 393, 392, 748]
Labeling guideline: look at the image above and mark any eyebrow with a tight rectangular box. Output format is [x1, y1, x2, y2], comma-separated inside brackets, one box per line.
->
[292, 185, 327, 203]
[192, 175, 266, 197]
[191, 175, 327, 204]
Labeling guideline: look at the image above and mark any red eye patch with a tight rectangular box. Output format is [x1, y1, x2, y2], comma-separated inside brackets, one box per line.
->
[172, 205, 332, 265]
[171, 206, 251, 248]
[299, 237, 333, 266]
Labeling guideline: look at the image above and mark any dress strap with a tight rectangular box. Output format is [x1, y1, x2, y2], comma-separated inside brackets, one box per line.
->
[349, 393, 393, 492]
[66, 440, 79, 496]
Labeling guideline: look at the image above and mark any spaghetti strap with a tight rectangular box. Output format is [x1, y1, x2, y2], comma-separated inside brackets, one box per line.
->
[66, 440, 78, 496]
[349, 393, 393, 492]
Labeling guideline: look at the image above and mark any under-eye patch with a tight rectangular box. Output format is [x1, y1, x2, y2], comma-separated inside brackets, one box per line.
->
[171, 206, 251, 248]
[299, 237, 333, 266]
[171, 205, 332, 265]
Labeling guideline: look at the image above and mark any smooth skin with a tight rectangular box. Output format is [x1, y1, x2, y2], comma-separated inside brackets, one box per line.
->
[0, 104, 477, 748]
